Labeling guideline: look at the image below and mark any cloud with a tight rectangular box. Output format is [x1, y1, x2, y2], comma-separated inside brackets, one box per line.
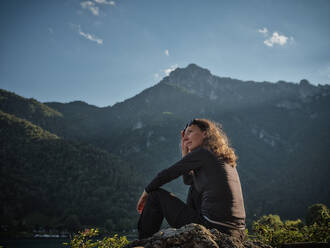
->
[79, 30, 103, 44]
[94, 0, 115, 5]
[164, 50, 169, 56]
[164, 64, 178, 76]
[264, 32, 289, 47]
[258, 27, 268, 35]
[258, 28, 293, 47]
[154, 73, 160, 79]
[72, 24, 103, 44]
[81, 1, 99, 16]
[80, 0, 115, 16]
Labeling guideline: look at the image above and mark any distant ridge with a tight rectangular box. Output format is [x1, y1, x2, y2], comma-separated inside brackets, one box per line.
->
[0, 89, 62, 119]
[160, 64, 325, 105]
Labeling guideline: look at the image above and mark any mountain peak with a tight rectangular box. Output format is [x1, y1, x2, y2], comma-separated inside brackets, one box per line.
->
[299, 79, 312, 87]
[164, 64, 213, 90]
[186, 63, 209, 71]
[158, 64, 216, 99]
[169, 64, 212, 79]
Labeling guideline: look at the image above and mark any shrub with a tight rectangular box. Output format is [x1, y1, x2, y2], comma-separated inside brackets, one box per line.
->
[64, 228, 129, 248]
[252, 204, 330, 248]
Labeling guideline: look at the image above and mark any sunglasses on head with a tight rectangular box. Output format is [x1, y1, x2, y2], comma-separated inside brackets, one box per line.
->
[183, 119, 207, 133]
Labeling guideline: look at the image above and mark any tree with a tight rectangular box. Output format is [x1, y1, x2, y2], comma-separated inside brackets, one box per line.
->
[306, 203, 329, 225]
[254, 214, 283, 230]
[252, 204, 330, 248]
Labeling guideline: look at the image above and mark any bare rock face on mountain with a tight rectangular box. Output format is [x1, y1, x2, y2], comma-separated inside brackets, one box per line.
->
[125, 223, 272, 248]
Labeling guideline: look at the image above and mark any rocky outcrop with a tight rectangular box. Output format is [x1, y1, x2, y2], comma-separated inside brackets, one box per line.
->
[125, 223, 272, 248]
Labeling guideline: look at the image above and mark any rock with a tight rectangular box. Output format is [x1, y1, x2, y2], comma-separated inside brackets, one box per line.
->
[125, 223, 272, 248]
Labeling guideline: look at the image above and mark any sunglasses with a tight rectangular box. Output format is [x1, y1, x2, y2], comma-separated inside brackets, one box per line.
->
[183, 119, 207, 133]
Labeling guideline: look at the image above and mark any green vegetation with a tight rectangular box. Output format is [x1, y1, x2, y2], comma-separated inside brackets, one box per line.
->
[64, 229, 129, 248]
[0, 110, 59, 141]
[0, 111, 144, 237]
[64, 203, 329, 248]
[0, 89, 63, 119]
[251, 203, 330, 247]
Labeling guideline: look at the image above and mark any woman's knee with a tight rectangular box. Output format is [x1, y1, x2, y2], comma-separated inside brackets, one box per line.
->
[146, 188, 168, 206]
[148, 188, 169, 199]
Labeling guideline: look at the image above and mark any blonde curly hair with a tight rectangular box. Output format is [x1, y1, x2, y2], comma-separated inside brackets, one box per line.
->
[187, 118, 238, 167]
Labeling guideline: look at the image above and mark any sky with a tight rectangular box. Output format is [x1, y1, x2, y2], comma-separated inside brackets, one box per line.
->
[1, 0, 330, 107]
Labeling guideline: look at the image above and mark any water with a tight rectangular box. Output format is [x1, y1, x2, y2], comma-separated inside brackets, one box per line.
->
[0, 232, 138, 247]
[0, 238, 69, 248]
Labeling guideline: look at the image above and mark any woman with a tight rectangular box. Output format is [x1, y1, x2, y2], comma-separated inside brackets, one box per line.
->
[136, 119, 246, 240]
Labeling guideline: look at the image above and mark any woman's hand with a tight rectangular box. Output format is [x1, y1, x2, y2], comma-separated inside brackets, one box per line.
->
[137, 190, 149, 214]
[181, 130, 189, 157]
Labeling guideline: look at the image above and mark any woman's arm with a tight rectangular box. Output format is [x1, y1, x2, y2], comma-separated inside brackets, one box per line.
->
[183, 173, 193, 185]
[181, 130, 194, 185]
[145, 147, 210, 193]
[136, 190, 148, 214]
[181, 130, 189, 158]
[183, 170, 195, 185]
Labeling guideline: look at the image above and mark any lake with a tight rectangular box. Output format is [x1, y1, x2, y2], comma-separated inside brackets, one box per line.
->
[0, 238, 69, 248]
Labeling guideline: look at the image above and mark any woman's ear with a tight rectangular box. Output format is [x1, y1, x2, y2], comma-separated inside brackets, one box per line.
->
[202, 131, 207, 138]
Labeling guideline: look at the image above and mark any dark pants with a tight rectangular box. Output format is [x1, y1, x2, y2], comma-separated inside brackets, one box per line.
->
[137, 188, 245, 241]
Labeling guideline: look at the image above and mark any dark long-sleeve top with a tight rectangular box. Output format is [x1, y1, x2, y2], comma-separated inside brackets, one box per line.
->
[145, 147, 246, 229]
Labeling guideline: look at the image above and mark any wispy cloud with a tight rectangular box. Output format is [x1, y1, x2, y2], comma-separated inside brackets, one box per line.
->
[164, 50, 169, 56]
[72, 24, 103, 44]
[164, 64, 178, 76]
[153, 64, 178, 81]
[81, 1, 99, 16]
[80, 0, 115, 16]
[79, 30, 103, 44]
[258, 28, 293, 47]
[258, 27, 268, 36]
[94, 0, 115, 5]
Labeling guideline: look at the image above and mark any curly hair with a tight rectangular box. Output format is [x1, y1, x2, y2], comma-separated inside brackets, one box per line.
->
[191, 118, 238, 167]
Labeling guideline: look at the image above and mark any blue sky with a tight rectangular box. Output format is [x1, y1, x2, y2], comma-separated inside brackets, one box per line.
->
[1, 0, 329, 107]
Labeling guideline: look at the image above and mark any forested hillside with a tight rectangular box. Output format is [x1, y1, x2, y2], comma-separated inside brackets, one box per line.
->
[0, 110, 143, 236]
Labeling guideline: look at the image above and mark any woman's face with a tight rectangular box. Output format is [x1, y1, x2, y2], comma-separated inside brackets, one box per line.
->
[183, 124, 206, 151]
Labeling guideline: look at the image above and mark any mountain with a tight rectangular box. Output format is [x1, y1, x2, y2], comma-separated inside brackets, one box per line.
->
[0, 110, 143, 235]
[1, 64, 329, 233]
